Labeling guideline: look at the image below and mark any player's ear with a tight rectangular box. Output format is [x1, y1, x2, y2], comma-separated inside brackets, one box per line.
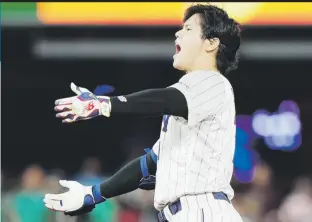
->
[204, 38, 220, 52]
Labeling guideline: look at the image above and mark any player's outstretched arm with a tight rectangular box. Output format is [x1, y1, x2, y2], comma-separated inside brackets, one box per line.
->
[44, 150, 157, 216]
[54, 82, 189, 123]
[109, 87, 188, 118]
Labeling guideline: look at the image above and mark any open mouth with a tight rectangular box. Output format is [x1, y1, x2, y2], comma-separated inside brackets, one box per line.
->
[175, 44, 181, 54]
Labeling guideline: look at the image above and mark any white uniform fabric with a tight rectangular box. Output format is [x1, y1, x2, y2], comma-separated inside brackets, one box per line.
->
[162, 193, 242, 222]
[152, 70, 242, 221]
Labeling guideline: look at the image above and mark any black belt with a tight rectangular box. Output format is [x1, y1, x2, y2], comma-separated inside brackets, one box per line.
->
[157, 192, 230, 222]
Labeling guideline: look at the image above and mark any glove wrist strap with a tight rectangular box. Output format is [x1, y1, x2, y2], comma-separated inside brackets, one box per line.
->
[92, 184, 106, 204]
[98, 97, 111, 117]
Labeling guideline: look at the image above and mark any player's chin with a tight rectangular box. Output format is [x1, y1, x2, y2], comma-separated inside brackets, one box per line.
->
[172, 58, 186, 71]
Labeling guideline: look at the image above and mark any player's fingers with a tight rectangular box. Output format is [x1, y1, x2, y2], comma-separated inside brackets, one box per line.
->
[70, 82, 81, 95]
[56, 111, 75, 119]
[59, 180, 79, 188]
[45, 203, 54, 210]
[71, 82, 92, 95]
[52, 203, 65, 212]
[62, 117, 76, 124]
[43, 197, 58, 205]
[62, 115, 90, 123]
[55, 96, 75, 106]
[59, 180, 73, 188]
[45, 193, 64, 201]
[54, 104, 72, 112]
[44, 199, 65, 212]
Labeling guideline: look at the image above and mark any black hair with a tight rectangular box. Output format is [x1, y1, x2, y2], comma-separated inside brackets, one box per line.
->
[183, 4, 241, 75]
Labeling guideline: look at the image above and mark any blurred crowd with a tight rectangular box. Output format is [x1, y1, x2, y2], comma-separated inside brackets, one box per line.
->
[1, 157, 158, 222]
[2, 158, 312, 222]
[232, 163, 312, 222]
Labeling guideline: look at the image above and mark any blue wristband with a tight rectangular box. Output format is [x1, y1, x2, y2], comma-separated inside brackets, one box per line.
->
[140, 155, 150, 178]
[92, 184, 106, 204]
[150, 149, 158, 163]
[144, 148, 158, 163]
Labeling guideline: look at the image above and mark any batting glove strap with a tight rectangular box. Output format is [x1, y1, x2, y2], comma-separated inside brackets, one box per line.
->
[92, 184, 106, 204]
[98, 96, 112, 117]
[64, 205, 95, 217]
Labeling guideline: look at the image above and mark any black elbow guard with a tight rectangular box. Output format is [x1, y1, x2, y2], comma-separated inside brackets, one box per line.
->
[139, 148, 157, 190]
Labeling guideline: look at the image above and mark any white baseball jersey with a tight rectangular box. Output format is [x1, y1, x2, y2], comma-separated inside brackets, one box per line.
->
[152, 70, 237, 213]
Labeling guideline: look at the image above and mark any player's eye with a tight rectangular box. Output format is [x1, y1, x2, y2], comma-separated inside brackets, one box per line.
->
[183, 26, 191, 31]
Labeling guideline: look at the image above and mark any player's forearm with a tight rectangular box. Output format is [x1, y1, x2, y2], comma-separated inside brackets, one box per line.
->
[100, 152, 156, 198]
[109, 88, 188, 119]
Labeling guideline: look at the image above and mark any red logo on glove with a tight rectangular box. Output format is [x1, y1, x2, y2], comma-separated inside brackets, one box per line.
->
[87, 102, 95, 111]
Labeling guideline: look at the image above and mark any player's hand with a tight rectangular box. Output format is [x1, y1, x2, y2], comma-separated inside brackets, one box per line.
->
[43, 180, 105, 216]
[54, 82, 111, 123]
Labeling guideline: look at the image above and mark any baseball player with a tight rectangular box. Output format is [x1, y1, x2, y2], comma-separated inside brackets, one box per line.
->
[44, 4, 243, 222]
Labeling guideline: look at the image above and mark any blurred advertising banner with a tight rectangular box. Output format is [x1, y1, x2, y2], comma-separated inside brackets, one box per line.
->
[1, 3, 38, 26]
[36, 2, 312, 26]
[2, 3, 312, 26]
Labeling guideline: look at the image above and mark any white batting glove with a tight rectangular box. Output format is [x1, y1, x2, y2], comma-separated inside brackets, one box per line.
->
[43, 180, 105, 215]
[54, 82, 111, 123]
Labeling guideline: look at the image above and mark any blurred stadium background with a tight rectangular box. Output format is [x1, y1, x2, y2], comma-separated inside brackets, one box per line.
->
[2, 2, 312, 222]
